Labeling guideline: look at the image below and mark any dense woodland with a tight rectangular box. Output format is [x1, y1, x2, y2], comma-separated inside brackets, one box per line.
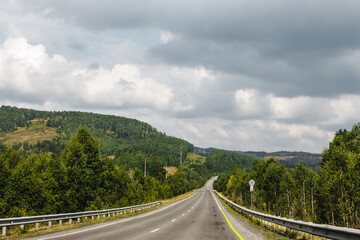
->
[0, 127, 201, 217]
[0, 105, 193, 167]
[0, 106, 254, 218]
[214, 123, 360, 228]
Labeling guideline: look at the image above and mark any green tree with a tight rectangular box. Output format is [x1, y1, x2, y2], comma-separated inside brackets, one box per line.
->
[62, 127, 104, 211]
[320, 124, 360, 227]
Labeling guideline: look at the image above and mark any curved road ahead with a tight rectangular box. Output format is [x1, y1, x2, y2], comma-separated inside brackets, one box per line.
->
[29, 179, 263, 240]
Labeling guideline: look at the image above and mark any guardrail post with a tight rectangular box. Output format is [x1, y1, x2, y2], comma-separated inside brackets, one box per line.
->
[69, 219, 72, 224]
[92, 215, 94, 220]
[77, 218, 80, 223]
[36, 222, 39, 231]
[20, 225, 24, 231]
[97, 215, 100, 219]
[48, 221, 52, 227]
[2, 226, 6, 236]
[59, 220, 62, 225]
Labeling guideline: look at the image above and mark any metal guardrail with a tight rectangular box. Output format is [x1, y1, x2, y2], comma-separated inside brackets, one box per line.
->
[215, 191, 360, 240]
[0, 201, 161, 236]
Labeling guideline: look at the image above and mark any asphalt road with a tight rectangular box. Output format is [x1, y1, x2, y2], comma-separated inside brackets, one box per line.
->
[28, 179, 263, 240]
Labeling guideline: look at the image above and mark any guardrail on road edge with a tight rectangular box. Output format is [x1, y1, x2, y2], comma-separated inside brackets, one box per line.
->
[214, 191, 360, 240]
[0, 201, 161, 236]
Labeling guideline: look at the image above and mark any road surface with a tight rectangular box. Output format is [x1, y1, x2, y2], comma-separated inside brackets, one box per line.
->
[29, 179, 263, 240]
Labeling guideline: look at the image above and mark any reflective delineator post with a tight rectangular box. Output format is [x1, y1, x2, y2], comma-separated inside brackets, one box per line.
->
[250, 185, 253, 209]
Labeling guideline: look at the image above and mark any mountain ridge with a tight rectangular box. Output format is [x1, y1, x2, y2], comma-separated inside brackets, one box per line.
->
[195, 147, 322, 169]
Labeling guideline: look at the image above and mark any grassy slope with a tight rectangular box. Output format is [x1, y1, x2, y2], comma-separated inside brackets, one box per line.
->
[0, 119, 58, 146]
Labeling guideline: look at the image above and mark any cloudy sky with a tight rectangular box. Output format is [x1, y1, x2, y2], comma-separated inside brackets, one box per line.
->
[1, 0, 360, 153]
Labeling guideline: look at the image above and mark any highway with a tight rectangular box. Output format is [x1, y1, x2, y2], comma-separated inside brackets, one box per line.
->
[29, 179, 263, 240]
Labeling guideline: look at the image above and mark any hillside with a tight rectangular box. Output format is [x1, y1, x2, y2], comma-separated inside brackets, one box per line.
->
[0, 105, 193, 168]
[0, 119, 58, 147]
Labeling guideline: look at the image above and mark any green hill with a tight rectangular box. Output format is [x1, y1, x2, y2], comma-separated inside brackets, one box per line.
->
[0, 105, 193, 169]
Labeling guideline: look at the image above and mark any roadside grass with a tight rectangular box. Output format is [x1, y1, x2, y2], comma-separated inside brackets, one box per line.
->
[217, 195, 324, 240]
[0, 119, 58, 147]
[0, 189, 200, 240]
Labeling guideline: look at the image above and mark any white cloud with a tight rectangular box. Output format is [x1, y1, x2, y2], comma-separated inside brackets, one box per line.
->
[0, 37, 173, 110]
[329, 95, 360, 126]
[160, 30, 175, 44]
[0, 37, 73, 97]
[235, 89, 271, 117]
[80, 64, 173, 109]
[271, 96, 312, 119]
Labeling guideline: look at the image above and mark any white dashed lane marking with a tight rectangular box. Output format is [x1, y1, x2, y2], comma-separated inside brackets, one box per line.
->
[151, 228, 160, 233]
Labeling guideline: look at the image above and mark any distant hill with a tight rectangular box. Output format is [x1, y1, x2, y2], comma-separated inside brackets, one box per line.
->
[195, 147, 322, 169]
[242, 151, 322, 169]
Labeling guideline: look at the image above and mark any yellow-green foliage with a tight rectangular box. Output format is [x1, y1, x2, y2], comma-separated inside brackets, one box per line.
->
[184, 153, 206, 166]
[0, 119, 58, 146]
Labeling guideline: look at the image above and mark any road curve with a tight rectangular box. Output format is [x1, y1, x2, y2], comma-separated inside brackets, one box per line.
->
[28, 180, 263, 240]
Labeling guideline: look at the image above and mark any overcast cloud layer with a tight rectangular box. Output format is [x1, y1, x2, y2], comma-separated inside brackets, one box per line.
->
[1, 0, 360, 153]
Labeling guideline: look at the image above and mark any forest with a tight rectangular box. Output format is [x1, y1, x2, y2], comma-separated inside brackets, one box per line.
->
[0, 106, 255, 218]
[214, 123, 360, 228]
[0, 105, 194, 168]
[0, 127, 201, 217]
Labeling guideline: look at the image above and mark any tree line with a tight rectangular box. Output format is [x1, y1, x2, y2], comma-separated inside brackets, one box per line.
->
[214, 123, 360, 228]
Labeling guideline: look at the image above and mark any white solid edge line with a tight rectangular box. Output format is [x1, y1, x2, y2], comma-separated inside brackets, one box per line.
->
[36, 190, 201, 240]
[211, 190, 223, 210]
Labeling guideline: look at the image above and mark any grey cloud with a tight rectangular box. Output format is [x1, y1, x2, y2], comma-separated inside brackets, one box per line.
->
[149, 37, 360, 98]
[0, 89, 45, 105]
[68, 41, 87, 51]
[88, 62, 100, 69]
[30, 0, 360, 97]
